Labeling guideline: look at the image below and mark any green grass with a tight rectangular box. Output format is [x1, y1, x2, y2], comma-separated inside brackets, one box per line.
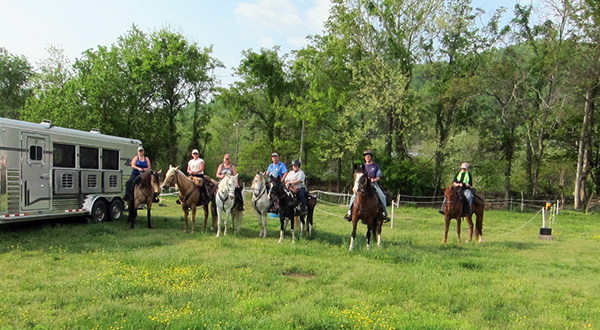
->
[0, 194, 599, 329]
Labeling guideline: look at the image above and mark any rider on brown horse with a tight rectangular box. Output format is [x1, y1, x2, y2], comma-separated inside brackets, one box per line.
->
[439, 162, 473, 216]
[344, 150, 390, 222]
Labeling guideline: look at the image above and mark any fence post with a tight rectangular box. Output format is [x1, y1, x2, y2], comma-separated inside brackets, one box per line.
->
[510, 198, 513, 212]
[520, 192, 524, 212]
[556, 199, 560, 214]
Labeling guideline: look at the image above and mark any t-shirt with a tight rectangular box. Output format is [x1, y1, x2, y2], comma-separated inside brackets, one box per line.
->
[284, 169, 306, 188]
[188, 158, 204, 174]
[364, 162, 382, 179]
[267, 162, 288, 179]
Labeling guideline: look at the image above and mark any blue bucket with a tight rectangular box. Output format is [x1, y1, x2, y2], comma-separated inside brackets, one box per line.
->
[268, 213, 279, 218]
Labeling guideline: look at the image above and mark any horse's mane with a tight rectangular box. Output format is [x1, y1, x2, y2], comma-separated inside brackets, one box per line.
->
[138, 170, 155, 190]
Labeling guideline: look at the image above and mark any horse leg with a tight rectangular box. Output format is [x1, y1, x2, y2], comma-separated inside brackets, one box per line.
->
[202, 205, 209, 231]
[476, 211, 484, 243]
[442, 215, 450, 244]
[182, 205, 189, 233]
[349, 218, 358, 251]
[191, 206, 197, 234]
[465, 214, 474, 243]
[257, 213, 264, 238]
[216, 207, 223, 237]
[456, 217, 462, 245]
[146, 204, 153, 229]
[278, 216, 285, 243]
[377, 219, 383, 246]
[128, 202, 137, 229]
[290, 215, 296, 243]
[366, 220, 373, 250]
[223, 210, 229, 236]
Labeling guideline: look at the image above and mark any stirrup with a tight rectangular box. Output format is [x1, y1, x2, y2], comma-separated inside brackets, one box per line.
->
[438, 210, 444, 215]
[343, 213, 352, 222]
[382, 214, 390, 223]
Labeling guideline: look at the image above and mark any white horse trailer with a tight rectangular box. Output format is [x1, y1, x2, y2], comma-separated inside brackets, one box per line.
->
[0, 118, 142, 224]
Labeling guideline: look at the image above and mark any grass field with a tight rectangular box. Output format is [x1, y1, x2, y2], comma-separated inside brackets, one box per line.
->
[0, 194, 599, 330]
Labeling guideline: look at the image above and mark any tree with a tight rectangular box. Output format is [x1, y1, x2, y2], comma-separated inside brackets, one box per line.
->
[0, 48, 33, 119]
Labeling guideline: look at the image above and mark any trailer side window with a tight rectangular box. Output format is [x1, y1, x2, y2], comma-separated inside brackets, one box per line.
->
[29, 145, 43, 161]
[80, 147, 99, 169]
[102, 149, 119, 170]
[53, 144, 76, 168]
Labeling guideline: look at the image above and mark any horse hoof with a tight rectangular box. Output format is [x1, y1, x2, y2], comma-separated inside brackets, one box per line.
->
[148, 226, 153, 229]
[278, 239, 283, 243]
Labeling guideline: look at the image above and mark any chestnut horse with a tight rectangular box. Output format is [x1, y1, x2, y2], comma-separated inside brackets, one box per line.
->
[127, 170, 161, 229]
[161, 165, 216, 233]
[349, 166, 383, 251]
[442, 186, 484, 244]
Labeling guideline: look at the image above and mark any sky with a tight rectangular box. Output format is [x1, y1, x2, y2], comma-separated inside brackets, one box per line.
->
[1, 0, 539, 87]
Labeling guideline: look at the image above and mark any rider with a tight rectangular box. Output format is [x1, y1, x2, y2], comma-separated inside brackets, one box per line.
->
[124, 146, 152, 201]
[215, 153, 244, 211]
[187, 149, 209, 205]
[439, 162, 473, 215]
[283, 159, 307, 214]
[344, 150, 390, 223]
[266, 152, 288, 179]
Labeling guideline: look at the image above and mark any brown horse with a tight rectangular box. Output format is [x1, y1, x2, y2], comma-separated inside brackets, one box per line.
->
[349, 166, 383, 251]
[161, 165, 217, 233]
[442, 186, 484, 245]
[127, 170, 161, 229]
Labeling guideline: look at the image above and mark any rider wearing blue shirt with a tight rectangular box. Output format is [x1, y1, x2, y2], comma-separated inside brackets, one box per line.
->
[266, 152, 287, 179]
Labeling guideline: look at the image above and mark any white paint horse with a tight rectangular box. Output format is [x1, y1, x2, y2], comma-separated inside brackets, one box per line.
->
[215, 173, 241, 237]
[251, 172, 272, 238]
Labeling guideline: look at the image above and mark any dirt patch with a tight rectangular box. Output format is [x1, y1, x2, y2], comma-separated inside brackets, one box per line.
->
[282, 272, 315, 279]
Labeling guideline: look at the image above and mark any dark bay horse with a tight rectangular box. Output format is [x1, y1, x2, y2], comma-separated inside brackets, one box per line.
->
[127, 170, 161, 229]
[161, 165, 217, 233]
[269, 176, 315, 243]
[442, 186, 484, 245]
[349, 166, 383, 251]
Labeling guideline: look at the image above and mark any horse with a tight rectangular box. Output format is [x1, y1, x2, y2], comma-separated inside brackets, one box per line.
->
[215, 173, 242, 237]
[269, 176, 311, 243]
[127, 169, 161, 229]
[161, 165, 216, 233]
[349, 166, 383, 251]
[442, 186, 485, 245]
[302, 192, 318, 238]
[251, 172, 272, 238]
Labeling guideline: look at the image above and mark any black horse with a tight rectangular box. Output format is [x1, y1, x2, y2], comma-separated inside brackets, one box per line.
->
[269, 176, 315, 243]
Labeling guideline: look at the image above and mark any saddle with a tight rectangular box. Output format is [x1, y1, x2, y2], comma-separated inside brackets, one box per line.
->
[191, 177, 203, 188]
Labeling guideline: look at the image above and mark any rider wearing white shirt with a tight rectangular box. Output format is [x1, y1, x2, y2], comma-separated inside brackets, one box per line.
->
[187, 149, 204, 178]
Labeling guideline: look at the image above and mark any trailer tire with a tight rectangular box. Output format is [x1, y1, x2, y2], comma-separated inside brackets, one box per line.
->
[90, 200, 108, 223]
[109, 199, 124, 221]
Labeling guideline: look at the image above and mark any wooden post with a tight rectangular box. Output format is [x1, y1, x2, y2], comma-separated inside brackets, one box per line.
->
[520, 192, 524, 212]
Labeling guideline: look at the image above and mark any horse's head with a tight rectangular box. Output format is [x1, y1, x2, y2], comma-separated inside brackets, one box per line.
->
[352, 167, 370, 194]
[150, 170, 162, 197]
[218, 173, 238, 199]
[161, 165, 179, 190]
[251, 171, 267, 193]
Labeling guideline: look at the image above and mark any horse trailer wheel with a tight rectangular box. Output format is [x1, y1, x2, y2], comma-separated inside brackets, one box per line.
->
[109, 199, 124, 221]
[90, 200, 108, 223]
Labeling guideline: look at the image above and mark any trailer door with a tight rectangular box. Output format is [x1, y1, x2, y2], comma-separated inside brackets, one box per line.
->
[22, 133, 51, 210]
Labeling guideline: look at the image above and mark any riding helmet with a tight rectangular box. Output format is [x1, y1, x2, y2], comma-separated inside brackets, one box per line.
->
[363, 149, 374, 156]
[291, 159, 301, 167]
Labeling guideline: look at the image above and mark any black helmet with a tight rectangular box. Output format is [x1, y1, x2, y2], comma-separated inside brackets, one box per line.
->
[291, 159, 301, 167]
[363, 149, 374, 156]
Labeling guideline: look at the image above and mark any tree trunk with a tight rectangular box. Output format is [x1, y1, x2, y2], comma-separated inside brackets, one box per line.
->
[575, 83, 597, 209]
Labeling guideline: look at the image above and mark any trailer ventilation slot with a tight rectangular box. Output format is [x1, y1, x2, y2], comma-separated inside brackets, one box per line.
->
[87, 175, 98, 188]
[61, 173, 74, 188]
[108, 175, 118, 188]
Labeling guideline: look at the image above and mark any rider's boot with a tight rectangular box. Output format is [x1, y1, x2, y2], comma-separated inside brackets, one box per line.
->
[344, 210, 352, 222]
[381, 204, 390, 223]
